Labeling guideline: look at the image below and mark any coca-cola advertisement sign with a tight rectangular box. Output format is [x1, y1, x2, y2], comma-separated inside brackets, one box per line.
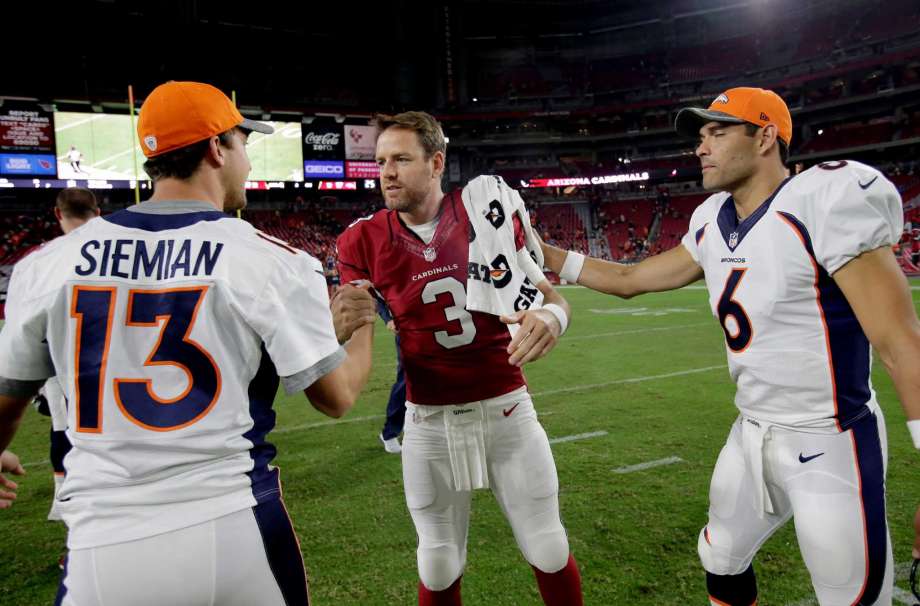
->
[301, 125, 344, 159]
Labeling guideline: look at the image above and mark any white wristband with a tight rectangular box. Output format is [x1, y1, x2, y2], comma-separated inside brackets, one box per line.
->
[908, 419, 920, 449]
[559, 251, 585, 284]
[542, 303, 569, 336]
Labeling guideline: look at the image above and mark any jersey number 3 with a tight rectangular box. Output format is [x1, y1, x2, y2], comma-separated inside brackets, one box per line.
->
[421, 277, 477, 349]
[71, 285, 221, 433]
[717, 268, 753, 353]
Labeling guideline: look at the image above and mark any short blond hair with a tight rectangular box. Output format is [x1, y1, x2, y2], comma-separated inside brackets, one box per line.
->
[373, 111, 446, 158]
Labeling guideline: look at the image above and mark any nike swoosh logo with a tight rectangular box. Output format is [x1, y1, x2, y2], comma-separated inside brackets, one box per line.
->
[858, 176, 878, 190]
[798, 452, 825, 463]
[502, 402, 520, 417]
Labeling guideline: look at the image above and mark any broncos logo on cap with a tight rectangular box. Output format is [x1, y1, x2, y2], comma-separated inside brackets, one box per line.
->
[713, 93, 729, 105]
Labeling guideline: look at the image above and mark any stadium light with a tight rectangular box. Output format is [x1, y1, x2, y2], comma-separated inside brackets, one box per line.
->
[472, 97, 478, 102]
[817, 128, 824, 135]
[302, 116, 315, 124]
[334, 114, 346, 124]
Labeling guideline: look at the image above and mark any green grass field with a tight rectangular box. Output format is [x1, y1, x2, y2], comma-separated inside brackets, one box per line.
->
[2, 282, 919, 605]
[54, 112, 304, 181]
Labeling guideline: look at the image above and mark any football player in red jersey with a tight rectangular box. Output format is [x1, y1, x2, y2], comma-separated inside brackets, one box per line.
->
[335, 112, 583, 606]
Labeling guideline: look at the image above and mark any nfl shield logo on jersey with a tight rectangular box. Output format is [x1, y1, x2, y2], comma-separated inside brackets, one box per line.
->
[423, 247, 437, 262]
[728, 231, 739, 249]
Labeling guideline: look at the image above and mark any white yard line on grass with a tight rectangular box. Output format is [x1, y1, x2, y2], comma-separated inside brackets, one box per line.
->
[531, 364, 726, 398]
[612, 456, 683, 474]
[55, 115, 106, 131]
[565, 323, 709, 341]
[549, 430, 608, 444]
[87, 147, 136, 169]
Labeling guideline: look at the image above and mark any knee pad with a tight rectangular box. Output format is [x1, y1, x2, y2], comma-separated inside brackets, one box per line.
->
[521, 526, 570, 574]
[697, 526, 749, 576]
[417, 545, 464, 592]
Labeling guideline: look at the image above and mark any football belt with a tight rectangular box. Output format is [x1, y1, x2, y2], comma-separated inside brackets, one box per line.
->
[911, 558, 919, 603]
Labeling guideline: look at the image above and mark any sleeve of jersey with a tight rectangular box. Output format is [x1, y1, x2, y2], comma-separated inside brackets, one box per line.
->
[336, 227, 370, 283]
[512, 213, 546, 285]
[249, 254, 345, 393]
[811, 168, 903, 275]
[0, 265, 54, 386]
[512, 213, 527, 250]
[680, 204, 708, 264]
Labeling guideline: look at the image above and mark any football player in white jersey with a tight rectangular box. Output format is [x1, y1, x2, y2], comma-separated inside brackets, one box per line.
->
[540, 87, 920, 605]
[0, 81, 377, 606]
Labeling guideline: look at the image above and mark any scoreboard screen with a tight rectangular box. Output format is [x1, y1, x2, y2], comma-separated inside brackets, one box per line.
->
[0, 101, 56, 176]
[54, 112, 305, 182]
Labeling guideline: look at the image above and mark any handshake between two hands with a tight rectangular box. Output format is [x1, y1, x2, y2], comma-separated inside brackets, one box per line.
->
[330, 281, 378, 344]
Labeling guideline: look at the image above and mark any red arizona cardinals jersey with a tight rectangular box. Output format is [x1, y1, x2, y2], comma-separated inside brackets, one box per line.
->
[336, 190, 527, 405]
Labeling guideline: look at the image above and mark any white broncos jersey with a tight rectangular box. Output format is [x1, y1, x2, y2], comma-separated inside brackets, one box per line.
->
[0, 200, 343, 549]
[681, 161, 902, 430]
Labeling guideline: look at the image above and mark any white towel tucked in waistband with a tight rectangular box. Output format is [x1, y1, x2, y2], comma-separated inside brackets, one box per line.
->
[443, 403, 489, 491]
[740, 416, 776, 517]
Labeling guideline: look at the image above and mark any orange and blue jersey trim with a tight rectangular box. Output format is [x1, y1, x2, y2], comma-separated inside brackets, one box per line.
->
[775, 210, 872, 432]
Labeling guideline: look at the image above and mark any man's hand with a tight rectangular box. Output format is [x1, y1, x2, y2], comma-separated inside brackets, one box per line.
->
[386, 320, 397, 335]
[501, 308, 561, 367]
[0, 450, 25, 510]
[330, 282, 377, 344]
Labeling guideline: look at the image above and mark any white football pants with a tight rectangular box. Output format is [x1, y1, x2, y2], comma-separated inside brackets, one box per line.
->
[402, 386, 570, 591]
[57, 500, 309, 605]
[699, 409, 893, 605]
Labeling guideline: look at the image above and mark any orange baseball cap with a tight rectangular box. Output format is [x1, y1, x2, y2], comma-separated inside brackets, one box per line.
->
[137, 81, 273, 158]
[675, 87, 792, 146]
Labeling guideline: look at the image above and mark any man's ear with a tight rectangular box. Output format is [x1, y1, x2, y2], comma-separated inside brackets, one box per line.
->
[205, 136, 226, 168]
[760, 124, 780, 158]
[431, 150, 445, 180]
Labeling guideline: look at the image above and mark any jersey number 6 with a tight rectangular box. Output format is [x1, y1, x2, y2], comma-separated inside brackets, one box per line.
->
[717, 268, 753, 353]
[71, 285, 221, 433]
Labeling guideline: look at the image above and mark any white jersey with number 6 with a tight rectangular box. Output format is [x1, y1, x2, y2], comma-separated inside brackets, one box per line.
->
[681, 161, 902, 430]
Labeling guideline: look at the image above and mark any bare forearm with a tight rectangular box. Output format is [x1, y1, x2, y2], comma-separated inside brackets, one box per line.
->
[578, 257, 637, 297]
[542, 244, 567, 275]
[340, 323, 374, 401]
[542, 242, 635, 297]
[877, 335, 920, 422]
[304, 324, 375, 418]
[543, 242, 701, 298]
[537, 279, 571, 320]
[0, 396, 30, 452]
